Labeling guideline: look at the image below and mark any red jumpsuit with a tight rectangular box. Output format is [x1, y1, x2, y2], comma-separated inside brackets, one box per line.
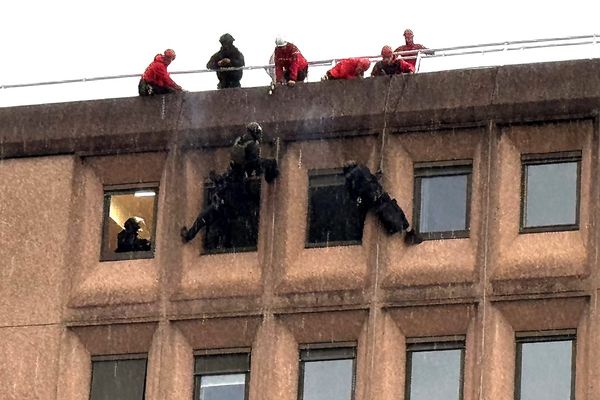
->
[142, 55, 181, 90]
[327, 58, 371, 80]
[393, 43, 428, 68]
[274, 42, 309, 82]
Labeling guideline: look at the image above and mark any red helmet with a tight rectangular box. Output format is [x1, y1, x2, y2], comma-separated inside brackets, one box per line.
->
[381, 45, 394, 58]
[164, 49, 176, 60]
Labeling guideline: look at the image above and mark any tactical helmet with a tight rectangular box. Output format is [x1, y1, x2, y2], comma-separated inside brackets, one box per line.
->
[124, 216, 145, 232]
[246, 122, 263, 139]
[164, 49, 176, 60]
[219, 33, 235, 44]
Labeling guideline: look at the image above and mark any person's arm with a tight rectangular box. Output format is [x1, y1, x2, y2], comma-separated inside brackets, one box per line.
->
[206, 52, 221, 70]
[230, 49, 245, 68]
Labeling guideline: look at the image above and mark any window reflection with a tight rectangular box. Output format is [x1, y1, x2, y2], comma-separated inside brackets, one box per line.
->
[194, 353, 250, 400]
[523, 160, 579, 229]
[516, 336, 575, 400]
[406, 342, 464, 400]
[90, 356, 147, 400]
[299, 346, 356, 400]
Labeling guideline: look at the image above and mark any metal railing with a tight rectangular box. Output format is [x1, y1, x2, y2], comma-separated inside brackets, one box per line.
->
[1, 34, 598, 90]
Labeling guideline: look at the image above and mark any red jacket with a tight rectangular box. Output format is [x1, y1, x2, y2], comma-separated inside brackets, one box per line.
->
[142, 54, 181, 90]
[327, 58, 370, 80]
[274, 43, 308, 82]
[394, 43, 428, 68]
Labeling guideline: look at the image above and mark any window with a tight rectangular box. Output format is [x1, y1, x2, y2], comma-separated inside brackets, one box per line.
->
[203, 178, 261, 254]
[515, 332, 576, 400]
[90, 354, 147, 400]
[306, 170, 365, 247]
[194, 351, 251, 400]
[521, 152, 581, 233]
[413, 161, 471, 240]
[298, 344, 356, 400]
[101, 184, 159, 261]
[405, 338, 465, 400]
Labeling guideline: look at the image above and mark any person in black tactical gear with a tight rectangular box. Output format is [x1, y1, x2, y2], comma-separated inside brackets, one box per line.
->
[229, 122, 279, 183]
[206, 33, 245, 89]
[180, 122, 278, 244]
[343, 161, 423, 245]
[115, 216, 152, 252]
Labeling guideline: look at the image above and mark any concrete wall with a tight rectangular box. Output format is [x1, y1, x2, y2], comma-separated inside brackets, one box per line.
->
[0, 58, 600, 399]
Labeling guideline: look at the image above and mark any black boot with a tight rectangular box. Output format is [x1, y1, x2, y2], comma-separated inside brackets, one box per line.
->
[404, 228, 424, 245]
[180, 226, 190, 244]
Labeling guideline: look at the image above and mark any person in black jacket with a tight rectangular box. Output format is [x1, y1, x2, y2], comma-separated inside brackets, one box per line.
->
[115, 217, 152, 252]
[343, 161, 422, 245]
[206, 33, 245, 89]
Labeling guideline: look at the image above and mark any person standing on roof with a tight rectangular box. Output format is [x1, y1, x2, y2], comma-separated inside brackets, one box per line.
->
[206, 33, 245, 89]
[138, 49, 183, 96]
[274, 37, 309, 87]
[394, 29, 433, 70]
[322, 58, 371, 81]
[371, 46, 415, 77]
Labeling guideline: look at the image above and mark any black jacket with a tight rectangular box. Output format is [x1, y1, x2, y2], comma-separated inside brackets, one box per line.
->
[206, 45, 245, 84]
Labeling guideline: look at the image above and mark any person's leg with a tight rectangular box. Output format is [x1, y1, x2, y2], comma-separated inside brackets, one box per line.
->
[181, 205, 221, 243]
[296, 67, 308, 82]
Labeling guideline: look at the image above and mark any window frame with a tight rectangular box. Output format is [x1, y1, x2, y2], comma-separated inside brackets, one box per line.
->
[193, 348, 252, 400]
[519, 151, 582, 234]
[514, 330, 576, 400]
[90, 353, 148, 400]
[298, 342, 357, 400]
[201, 177, 261, 255]
[413, 160, 472, 241]
[305, 169, 365, 248]
[100, 182, 159, 262]
[405, 336, 466, 400]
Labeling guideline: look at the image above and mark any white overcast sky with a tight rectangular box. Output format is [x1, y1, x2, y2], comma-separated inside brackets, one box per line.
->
[1, 0, 600, 107]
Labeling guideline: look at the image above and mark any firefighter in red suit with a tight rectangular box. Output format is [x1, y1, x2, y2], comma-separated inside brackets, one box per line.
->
[138, 49, 184, 96]
[274, 37, 309, 87]
[323, 58, 371, 80]
[394, 29, 433, 70]
[371, 46, 415, 76]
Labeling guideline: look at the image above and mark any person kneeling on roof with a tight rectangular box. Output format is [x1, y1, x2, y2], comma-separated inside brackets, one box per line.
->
[138, 49, 184, 96]
[343, 161, 423, 245]
[371, 45, 414, 77]
[322, 58, 371, 81]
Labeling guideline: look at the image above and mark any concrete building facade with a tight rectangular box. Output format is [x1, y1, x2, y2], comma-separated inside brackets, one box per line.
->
[1, 58, 599, 399]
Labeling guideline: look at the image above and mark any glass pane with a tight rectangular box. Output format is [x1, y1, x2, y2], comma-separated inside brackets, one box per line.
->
[419, 175, 468, 233]
[524, 162, 578, 227]
[104, 190, 156, 255]
[302, 359, 354, 400]
[408, 349, 462, 400]
[199, 374, 246, 400]
[90, 358, 147, 400]
[307, 177, 365, 246]
[518, 340, 573, 400]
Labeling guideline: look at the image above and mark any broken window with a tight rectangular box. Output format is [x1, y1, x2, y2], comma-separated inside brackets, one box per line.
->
[101, 184, 158, 261]
[413, 161, 471, 240]
[90, 354, 147, 400]
[194, 351, 251, 400]
[202, 178, 261, 254]
[405, 338, 465, 400]
[298, 345, 356, 400]
[306, 170, 365, 247]
[521, 152, 581, 233]
[515, 332, 576, 400]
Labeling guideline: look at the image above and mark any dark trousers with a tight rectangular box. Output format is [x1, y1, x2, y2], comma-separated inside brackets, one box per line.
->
[138, 79, 176, 96]
[372, 193, 410, 234]
[284, 66, 308, 82]
[217, 79, 242, 89]
[184, 204, 222, 242]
